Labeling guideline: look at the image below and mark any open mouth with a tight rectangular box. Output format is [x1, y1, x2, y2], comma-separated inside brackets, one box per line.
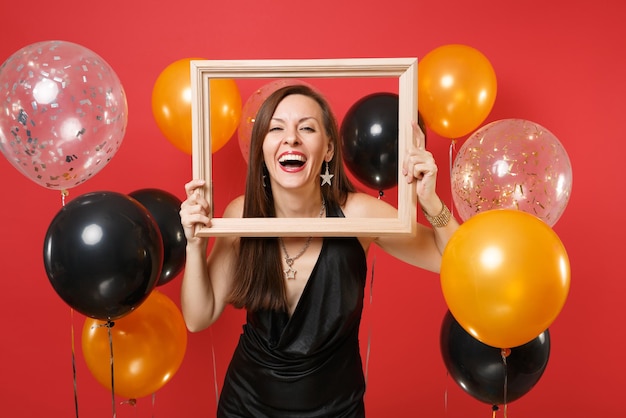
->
[278, 154, 306, 168]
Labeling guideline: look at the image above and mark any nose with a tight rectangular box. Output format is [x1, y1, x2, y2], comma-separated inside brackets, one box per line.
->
[284, 126, 301, 145]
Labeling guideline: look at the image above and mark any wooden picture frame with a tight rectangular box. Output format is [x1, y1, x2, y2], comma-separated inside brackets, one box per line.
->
[190, 58, 418, 237]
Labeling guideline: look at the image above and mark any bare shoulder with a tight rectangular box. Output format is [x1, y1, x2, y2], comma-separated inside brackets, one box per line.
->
[341, 192, 398, 250]
[342, 191, 398, 218]
[223, 195, 244, 218]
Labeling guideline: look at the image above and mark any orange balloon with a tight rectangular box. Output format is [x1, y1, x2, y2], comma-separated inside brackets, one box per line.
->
[418, 44, 497, 139]
[82, 290, 188, 399]
[440, 209, 570, 349]
[151, 58, 242, 154]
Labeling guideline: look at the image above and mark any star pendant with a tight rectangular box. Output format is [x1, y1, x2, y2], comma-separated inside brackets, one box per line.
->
[284, 266, 297, 280]
[320, 170, 334, 186]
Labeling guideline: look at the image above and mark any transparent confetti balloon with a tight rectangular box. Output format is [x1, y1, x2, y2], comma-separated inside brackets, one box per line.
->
[451, 119, 573, 226]
[0, 40, 127, 190]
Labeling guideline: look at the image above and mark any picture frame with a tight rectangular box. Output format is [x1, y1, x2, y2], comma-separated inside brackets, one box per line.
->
[190, 58, 418, 237]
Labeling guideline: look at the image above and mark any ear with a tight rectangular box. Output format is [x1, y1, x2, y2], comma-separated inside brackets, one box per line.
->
[325, 141, 335, 162]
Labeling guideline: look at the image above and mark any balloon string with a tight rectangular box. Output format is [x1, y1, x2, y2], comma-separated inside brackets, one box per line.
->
[66, 187, 76, 418]
[70, 308, 79, 418]
[364, 255, 376, 385]
[209, 327, 219, 409]
[501, 348, 509, 418]
[448, 140, 457, 218]
[107, 320, 117, 418]
[151, 392, 156, 418]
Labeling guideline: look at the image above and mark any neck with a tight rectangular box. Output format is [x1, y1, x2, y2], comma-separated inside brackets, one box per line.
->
[272, 188, 324, 218]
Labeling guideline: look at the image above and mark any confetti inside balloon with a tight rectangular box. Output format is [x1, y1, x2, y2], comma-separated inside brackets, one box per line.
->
[451, 119, 572, 226]
[0, 40, 128, 190]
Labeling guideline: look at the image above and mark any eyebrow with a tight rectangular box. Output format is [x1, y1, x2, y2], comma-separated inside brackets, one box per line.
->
[271, 116, 319, 124]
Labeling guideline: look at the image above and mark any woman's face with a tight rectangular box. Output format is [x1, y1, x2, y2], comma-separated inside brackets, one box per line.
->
[262, 94, 334, 191]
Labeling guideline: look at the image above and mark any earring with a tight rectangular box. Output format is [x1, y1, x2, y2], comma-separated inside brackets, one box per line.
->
[320, 161, 334, 186]
[262, 163, 268, 188]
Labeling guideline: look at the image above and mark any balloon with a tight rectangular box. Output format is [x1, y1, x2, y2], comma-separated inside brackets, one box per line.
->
[440, 209, 570, 349]
[440, 310, 550, 405]
[418, 44, 497, 139]
[151, 57, 241, 155]
[451, 118, 572, 227]
[129, 188, 186, 286]
[0, 40, 127, 190]
[82, 290, 188, 399]
[43, 191, 163, 320]
[237, 79, 314, 163]
[341, 92, 399, 191]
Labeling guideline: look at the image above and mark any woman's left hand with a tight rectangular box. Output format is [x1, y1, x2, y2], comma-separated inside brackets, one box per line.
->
[402, 121, 440, 213]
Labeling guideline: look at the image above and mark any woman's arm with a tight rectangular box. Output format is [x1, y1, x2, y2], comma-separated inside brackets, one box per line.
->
[346, 122, 459, 273]
[179, 179, 241, 332]
[345, 192, 456, 273]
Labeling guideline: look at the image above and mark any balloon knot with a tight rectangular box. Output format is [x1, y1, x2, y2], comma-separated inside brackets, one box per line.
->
[91, 321, 115, 330]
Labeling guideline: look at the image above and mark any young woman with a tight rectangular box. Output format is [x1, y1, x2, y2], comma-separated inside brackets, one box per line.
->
[179, 84, 458, 417]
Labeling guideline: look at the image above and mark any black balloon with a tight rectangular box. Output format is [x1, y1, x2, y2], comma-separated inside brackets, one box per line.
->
[341, 92, 399, 191]
[43, 191, 163, 320]
[129, 188, 186, 286]
[440, 310, 550, 405]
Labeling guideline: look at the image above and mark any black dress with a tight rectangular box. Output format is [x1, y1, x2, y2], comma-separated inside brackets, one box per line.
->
[217, 205, 367, 418]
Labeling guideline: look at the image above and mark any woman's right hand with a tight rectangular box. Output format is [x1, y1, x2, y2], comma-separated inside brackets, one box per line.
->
[179, 179, 211, 245]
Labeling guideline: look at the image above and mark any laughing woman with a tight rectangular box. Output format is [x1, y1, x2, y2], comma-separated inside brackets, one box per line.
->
[179, 84, 458, 417]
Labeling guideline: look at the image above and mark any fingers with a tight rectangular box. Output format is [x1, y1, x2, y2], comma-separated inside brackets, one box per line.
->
[403, 122, 438, 199]
[412, 120, 426, 150]
[180, 200, 211, 225]
[180, 179, 211, 238]
[403, 148, 437, 184]
[185, 178, 206, 197]
[403, 121, 428, 176]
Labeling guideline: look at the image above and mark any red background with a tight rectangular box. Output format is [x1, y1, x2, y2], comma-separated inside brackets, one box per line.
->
[1, 1, 624, 417]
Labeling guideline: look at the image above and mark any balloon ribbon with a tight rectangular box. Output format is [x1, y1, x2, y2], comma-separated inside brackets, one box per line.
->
[448, 140, 457, 218]
[500, 348, 509, 417]
[106, 320, 117, 418]
[65, 193, 80, 418]
[70, 308, 79, 418]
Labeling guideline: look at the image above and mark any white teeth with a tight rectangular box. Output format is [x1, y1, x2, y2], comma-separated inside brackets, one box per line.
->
[279, 154, 306, 163]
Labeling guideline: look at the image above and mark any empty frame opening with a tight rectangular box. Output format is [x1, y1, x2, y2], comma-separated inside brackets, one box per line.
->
[190, 58, 418, 237]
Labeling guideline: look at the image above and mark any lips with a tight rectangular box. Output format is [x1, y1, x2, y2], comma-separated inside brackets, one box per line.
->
[278, 151, 307, 171]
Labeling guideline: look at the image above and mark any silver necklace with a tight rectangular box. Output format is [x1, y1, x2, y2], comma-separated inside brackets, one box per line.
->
[279, 199, 326, 280]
